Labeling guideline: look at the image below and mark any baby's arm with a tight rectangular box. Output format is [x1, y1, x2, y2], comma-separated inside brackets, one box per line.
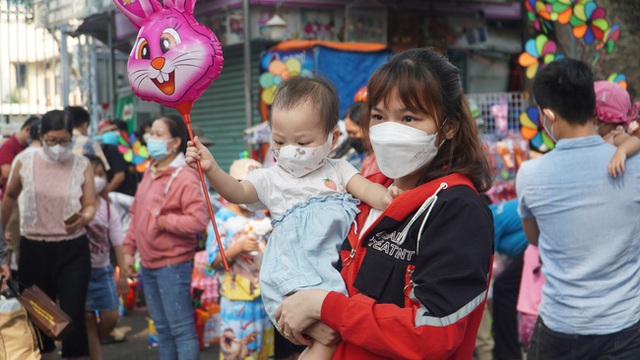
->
[609, 134, 640, 178]
[347, 174, 400, 210]
[185, 136, 259, 204]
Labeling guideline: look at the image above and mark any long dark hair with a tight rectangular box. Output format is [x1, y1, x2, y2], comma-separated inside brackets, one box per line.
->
[363, 48, 492, 192]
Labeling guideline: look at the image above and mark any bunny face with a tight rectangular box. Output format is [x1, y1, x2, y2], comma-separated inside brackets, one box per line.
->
[114, 0, 223, 108]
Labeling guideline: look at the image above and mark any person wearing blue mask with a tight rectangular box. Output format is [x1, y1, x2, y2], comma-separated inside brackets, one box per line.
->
[94, 130, 139, 196]
[122, 115, 209, 359]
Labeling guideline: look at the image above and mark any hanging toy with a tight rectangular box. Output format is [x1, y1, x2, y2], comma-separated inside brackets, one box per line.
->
[114, 0, 229, 270]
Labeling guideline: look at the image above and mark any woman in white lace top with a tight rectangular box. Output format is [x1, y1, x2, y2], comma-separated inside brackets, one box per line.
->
[1, 109, 96, 360]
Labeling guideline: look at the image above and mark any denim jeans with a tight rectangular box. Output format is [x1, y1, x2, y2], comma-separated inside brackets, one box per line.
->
[141, 261, 199, 360]
[528, 317, 640, 360]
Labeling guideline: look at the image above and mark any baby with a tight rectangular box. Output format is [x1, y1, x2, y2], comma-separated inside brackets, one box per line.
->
[593, 80, 640, 177]
[186, 76, 396, 359]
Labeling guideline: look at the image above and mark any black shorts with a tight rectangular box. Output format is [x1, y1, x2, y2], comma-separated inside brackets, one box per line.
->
[18, 235, 91, 357]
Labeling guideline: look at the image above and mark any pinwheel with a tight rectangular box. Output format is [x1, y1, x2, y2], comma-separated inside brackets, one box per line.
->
[524, 1, 553, 33]
[608, 73, 627, 90]
[535, 1, 554, 21]
[524, 0, 551, 34]
[593, 23, 620, 65]
[547, 0, 575, 24]
[518, 34, 563, 79]
[119, 133, 150, 173]
[569, 0, 609, 45]
[520, 106, 555, 152]
[259, 57, 313, 105]
[596, 23, 620, 54]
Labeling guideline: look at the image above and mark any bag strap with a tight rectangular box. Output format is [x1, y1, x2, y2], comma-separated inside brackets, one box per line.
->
[4, 277, 20, 298]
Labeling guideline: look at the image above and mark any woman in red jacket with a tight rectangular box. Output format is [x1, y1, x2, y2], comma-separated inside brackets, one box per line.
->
[274, 48, 494, 359]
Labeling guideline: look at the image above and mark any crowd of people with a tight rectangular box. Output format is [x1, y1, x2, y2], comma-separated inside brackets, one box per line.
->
[0, 47, 638, 360]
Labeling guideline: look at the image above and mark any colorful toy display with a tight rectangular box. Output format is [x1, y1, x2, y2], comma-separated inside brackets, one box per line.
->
[518, 34, 563, 79]
[520, 106, 555, 152]
[608, 72, 627, 90]
[569, 0, 609, 45]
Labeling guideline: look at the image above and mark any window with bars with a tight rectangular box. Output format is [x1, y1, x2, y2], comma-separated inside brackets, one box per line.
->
[15, 63, 27, 88]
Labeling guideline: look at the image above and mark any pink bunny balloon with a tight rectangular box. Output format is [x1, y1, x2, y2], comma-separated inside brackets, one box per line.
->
[114, 0, 229, 270]
[113, 0, 223, 109]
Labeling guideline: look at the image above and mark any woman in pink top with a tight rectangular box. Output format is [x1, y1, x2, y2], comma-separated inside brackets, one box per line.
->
[517, 245, 546, 351]
[1, 109, 97, 360]
[123, 115, 209, 359]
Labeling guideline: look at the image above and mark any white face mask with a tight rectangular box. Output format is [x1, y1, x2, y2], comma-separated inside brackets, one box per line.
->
[369, 122, 441, 179]
[143, 133, 152, 143]
[94, 176, 107, 194]
[272, 134, 333, 177]
[541, 111, 557, 143]
[42, 143, 72, 163]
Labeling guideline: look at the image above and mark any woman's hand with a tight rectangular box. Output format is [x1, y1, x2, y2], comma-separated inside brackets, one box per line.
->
[64, 212, 91, 234]
[0, 265, 10, 292]
[156, 215, 168, 230]
[116, 277, 130, 295]
[185, 136, 217, 172]
[275, 289, 329, 345]
[124, 254, 137, 278]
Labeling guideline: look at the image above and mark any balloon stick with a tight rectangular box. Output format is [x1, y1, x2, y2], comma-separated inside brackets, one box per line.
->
[177, 102, 230, 272]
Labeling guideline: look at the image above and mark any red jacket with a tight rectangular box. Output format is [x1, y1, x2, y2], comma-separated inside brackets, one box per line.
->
[321, 173, 494, 359]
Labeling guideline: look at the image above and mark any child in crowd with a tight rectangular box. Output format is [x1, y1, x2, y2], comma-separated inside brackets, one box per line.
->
[211, 158, 274, 360]
[517, 244, 546, 352]
[593, 81, 640, 177]
[186, 76, 396, 359]
[84, 155, 130, 360]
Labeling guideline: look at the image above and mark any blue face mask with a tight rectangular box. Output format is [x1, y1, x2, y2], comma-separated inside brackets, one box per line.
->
[147, 138, 169, 161]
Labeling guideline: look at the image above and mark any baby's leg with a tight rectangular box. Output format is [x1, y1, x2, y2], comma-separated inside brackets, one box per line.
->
[298, 339, 337, 360]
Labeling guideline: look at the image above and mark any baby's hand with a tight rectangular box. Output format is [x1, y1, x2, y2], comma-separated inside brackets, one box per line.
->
[608, 150, 627, 178]
[383, 185, 403, 207]
[185, 136, 217, 172]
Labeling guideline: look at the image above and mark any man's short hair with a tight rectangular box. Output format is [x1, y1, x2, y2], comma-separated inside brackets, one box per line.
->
[64, 106, 91, 128]
[22, 116, 40, 130]
[532, 58, 595, 125]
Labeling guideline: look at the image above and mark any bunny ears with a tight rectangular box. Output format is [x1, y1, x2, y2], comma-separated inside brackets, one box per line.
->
[114, 0, 197, 29]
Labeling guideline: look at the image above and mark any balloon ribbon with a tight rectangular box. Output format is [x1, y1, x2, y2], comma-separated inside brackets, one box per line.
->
[177, 102, 230, 271]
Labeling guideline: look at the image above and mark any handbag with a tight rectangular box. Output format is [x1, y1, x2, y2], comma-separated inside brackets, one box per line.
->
[6, 280, 72, 341]
[0, 297, 41, 360]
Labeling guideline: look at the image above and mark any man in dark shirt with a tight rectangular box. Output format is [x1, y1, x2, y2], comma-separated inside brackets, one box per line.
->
[102, 143, 138, 196]
[0, 116, 38, 199]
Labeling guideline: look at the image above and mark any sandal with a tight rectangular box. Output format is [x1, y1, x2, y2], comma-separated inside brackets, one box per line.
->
[101, 328, 127, 344]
